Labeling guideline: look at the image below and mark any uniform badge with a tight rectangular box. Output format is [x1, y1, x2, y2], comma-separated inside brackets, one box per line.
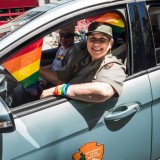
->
[72, 142, 104, 160]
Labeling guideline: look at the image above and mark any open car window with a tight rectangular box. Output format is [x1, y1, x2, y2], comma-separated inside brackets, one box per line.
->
[42, 12, 126, 61]
[0, 10, 127, 109]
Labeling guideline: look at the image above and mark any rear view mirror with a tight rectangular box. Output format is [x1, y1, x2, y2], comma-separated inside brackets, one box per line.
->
[0, 97, 15, 133]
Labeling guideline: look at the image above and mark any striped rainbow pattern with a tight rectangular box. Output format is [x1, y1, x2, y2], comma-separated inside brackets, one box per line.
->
[57, 54, 64, 60]
[95, 13, 124, 28]
[87, 13, 125, 33]
[2, 39, 43, 88]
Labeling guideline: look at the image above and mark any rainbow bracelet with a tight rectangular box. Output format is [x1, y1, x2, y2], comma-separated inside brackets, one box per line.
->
[54, 84, 71, 97]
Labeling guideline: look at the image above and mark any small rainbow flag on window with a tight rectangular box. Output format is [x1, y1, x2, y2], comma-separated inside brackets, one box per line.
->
[87, 13, 125, 33]
[2, 39, 43, 88]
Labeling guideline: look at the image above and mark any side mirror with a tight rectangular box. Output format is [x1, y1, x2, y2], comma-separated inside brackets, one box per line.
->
[0, 97, 15, 133]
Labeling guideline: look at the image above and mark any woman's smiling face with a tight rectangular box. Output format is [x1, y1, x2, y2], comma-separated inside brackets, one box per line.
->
[87, 32, 113, 61]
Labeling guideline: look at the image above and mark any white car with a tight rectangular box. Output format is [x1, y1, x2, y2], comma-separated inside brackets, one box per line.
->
[0, 0, 160, 160]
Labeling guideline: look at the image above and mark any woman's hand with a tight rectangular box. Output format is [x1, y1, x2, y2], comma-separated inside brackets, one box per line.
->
[39, 78, 48, 87]
[40, 87, 55, 99]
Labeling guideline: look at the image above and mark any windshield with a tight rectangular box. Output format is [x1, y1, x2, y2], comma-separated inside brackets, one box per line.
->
[0, 10, 44, 40]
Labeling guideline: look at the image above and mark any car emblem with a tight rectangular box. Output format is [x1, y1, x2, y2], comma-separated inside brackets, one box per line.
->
[72, 142, 104, 160]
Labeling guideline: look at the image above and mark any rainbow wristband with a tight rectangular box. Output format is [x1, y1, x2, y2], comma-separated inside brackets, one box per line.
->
[63, 84, 70, 97]
[54, 85, 63, 96]
[54, 84, 70, 97]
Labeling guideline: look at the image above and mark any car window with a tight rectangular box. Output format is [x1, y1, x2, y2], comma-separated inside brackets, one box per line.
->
[1, 9, 127, 108]
[148, 6, 160, 65]
[42, 12, 127, 67]
[42, 12, 127, 73]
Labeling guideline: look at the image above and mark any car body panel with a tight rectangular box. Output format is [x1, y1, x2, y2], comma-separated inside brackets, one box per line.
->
[148, 67, 160, 160]
[2, 74, 152, 160]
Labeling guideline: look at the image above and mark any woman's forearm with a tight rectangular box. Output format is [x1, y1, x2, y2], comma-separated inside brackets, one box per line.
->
[40, 82, 115, 102]
[67, 82, 115, 102]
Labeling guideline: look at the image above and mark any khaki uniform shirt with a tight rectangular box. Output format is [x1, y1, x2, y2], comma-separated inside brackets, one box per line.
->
[57, 50, 126, 96]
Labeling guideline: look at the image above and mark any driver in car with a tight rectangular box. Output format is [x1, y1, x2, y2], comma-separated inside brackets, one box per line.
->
[10, 23, 83, 107]
[40, 22, 126, 102]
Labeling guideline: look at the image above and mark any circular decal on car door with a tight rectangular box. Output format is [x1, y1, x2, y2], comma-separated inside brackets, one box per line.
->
[72, 142, 104, 160]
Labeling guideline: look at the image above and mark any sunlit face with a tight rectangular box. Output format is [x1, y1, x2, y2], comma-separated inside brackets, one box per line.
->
[59, 31, 74, 49]
[87, 32, 113, 61]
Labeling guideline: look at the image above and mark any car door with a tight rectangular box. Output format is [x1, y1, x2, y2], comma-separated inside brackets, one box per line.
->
[149, 66, 160, 160]
[147, 1, 160, 160]
[0, 0, 156, 160]
[0, 133, 2, 160]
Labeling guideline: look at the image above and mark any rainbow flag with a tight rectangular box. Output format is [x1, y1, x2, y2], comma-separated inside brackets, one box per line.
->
[2, 39, 43, 88]
[87, 13, 125, 33]
[57, 54, 64, 61]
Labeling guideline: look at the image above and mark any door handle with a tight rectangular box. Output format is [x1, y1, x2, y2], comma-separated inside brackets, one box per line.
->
[104, 103, 140, 121]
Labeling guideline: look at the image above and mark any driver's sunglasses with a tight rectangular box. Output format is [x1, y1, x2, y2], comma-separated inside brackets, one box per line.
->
[87, 37, 110, 44]
[59, 33, 74, 39]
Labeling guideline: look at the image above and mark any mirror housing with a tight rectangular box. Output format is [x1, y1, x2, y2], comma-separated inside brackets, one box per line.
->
[0, 97, 15, 133]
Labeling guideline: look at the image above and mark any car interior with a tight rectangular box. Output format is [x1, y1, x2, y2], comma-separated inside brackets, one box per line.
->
[0, 11, 128, 108]
[0, 3, 159, 115]
[41, 11, 127, 69]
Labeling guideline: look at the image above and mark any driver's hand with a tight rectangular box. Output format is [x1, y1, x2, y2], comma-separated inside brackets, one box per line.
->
[40, 87, 55, 99]
[39, 78, 48, 87]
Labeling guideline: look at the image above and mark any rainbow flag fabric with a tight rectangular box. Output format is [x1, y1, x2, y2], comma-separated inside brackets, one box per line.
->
[87, 13, 125, 33]
[2, 39, 43, 88]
